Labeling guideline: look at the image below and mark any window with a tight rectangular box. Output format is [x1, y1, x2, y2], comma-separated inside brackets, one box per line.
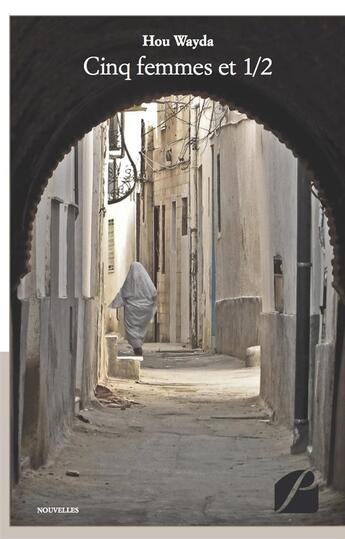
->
[217, 153, 221, 233]
[273, 255, 284, 313]
[108, 158, 118, 204]
[182, 197, 188, 236]
[109, 113, 124, 156]
[161, 205, 166, 274]
[108, 219, 115, 272]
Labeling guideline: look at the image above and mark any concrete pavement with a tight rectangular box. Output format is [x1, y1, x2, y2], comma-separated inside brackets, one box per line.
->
[12, 351, 345, 525]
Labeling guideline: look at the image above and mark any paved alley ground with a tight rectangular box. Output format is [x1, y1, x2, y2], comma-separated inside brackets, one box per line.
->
[12, 349, 345, 526]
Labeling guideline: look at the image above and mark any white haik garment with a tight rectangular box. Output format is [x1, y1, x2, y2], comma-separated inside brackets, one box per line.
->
[109, 262, 157, 349]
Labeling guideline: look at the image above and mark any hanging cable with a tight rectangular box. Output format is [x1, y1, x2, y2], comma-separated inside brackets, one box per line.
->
[144, 96, 195, 135]
[139, 149, 190, 172]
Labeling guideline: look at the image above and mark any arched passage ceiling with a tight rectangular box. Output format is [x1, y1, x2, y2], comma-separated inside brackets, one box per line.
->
[10, 16, 345, 299]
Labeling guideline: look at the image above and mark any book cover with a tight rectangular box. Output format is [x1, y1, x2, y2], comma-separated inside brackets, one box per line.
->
[8, 10, 345, 533]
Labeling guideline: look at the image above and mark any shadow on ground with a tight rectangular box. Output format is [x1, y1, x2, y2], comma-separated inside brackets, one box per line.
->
[12, 352, 345, 525]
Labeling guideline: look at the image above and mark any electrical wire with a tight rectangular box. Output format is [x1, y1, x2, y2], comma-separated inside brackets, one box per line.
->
[164, 98, 214, 134]
[141, 97, 235, 174]
[160, 98, 223, 157]
[144, 96, 195, 135]
[140, 149, 190, 172]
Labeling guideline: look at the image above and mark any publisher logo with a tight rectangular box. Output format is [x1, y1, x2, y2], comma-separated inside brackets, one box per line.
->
[274, 470, 319, 513]
[37, 506, 79, 514]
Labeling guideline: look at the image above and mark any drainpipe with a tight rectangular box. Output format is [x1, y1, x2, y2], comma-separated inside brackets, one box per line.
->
[190, 101, 199, 348]
[291, 160, 312, 454]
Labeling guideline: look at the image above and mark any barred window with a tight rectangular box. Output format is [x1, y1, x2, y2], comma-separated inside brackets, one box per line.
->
[108, 219, 115, 273]
[109, 113, 124, 154]
[182, 197, 188, 236]
[108, 158, 118, 203]
[273, 255, 284, 313]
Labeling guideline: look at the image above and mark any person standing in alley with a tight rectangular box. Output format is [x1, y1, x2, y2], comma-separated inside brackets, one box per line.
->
[109, 261, 157, 356]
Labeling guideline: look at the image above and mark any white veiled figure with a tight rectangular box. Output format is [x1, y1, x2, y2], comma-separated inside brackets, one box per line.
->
[109, 262, 157, 352]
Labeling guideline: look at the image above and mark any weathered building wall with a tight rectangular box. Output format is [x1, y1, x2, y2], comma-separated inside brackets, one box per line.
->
[149, 96, 192, 344]
[212, 114, 263, 301]
[217, 297, 262, 359]
[213, 114, 262, 358]
[18, 146, 77, 467]
[208, 113, 296, 360]
[256, 128, 298, 423]
[260, 313, 296, 426]
[311, 341, 336, 478]
[254, 128, 340, 485]
[309, 204, 339, 480]
[17, 127, 104, 468]
[332, 301, 345, 491]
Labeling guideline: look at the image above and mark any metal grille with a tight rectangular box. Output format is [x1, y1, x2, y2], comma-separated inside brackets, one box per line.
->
[108, 218, 115, 273]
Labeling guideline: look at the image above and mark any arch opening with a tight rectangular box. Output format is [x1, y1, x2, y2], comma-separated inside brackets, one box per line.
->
[13, 93, 345, 517]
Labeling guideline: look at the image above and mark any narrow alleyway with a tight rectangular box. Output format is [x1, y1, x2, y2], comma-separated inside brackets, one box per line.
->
[12, 350, 345, 526]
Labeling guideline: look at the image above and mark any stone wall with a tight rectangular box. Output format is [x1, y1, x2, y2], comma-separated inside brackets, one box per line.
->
[216, 296, 262, 360]
[332, 306, 345, 491]
[20, 297, 77, 468]
[17, 130, 103, 471]
[259, 312, 296, 426]
[310, 342, 336, 479]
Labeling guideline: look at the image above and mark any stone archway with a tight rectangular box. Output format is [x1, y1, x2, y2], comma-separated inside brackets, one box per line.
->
[10, 16, 345, 483]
